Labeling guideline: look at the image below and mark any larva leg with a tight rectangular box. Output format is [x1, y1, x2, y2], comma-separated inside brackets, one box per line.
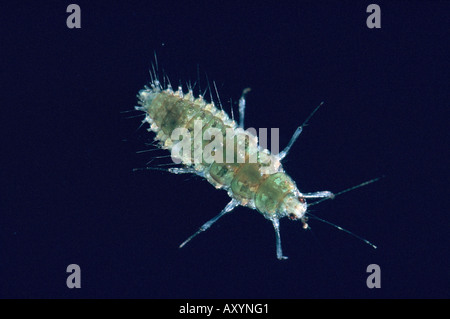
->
[238, 88, 251, 128]
[278, 126, 303, 160]
[271, 218, 288, 260]
[278, 101, 324, 160]
[179, 199, 240, 248]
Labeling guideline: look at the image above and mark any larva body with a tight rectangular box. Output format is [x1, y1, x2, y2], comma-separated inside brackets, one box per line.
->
[138, 85, 305, 221]
[135, 74, 377, 260]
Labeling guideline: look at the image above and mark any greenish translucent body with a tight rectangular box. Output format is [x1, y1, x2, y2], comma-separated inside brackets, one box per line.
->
[145, 91, 298, 219]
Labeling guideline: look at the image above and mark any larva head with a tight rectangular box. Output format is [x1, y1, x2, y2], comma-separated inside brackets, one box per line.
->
[280, 193, 308, 222]
[255, 172, 307, 223]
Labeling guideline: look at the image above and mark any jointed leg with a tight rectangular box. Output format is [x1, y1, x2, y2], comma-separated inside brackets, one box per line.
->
[272, 218, 288, 260]
[278, 126, 303, 160]
[179, 199, 240, 248]
[278, 101, 324, 160]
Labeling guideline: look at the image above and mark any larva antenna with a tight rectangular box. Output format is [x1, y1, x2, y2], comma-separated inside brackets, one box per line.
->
[303, 176, 385, 249]
[306, 213, 377, 249]
[308, 176, 384, 207]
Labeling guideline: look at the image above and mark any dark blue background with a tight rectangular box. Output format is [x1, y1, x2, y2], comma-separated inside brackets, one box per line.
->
[1, 1, 448, 298]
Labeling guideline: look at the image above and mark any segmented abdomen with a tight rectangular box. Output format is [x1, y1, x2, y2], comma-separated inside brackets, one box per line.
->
[139, 87, 297, 215]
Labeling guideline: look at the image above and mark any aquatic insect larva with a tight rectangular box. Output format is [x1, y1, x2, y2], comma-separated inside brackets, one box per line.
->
[134, 66, 379, 260]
